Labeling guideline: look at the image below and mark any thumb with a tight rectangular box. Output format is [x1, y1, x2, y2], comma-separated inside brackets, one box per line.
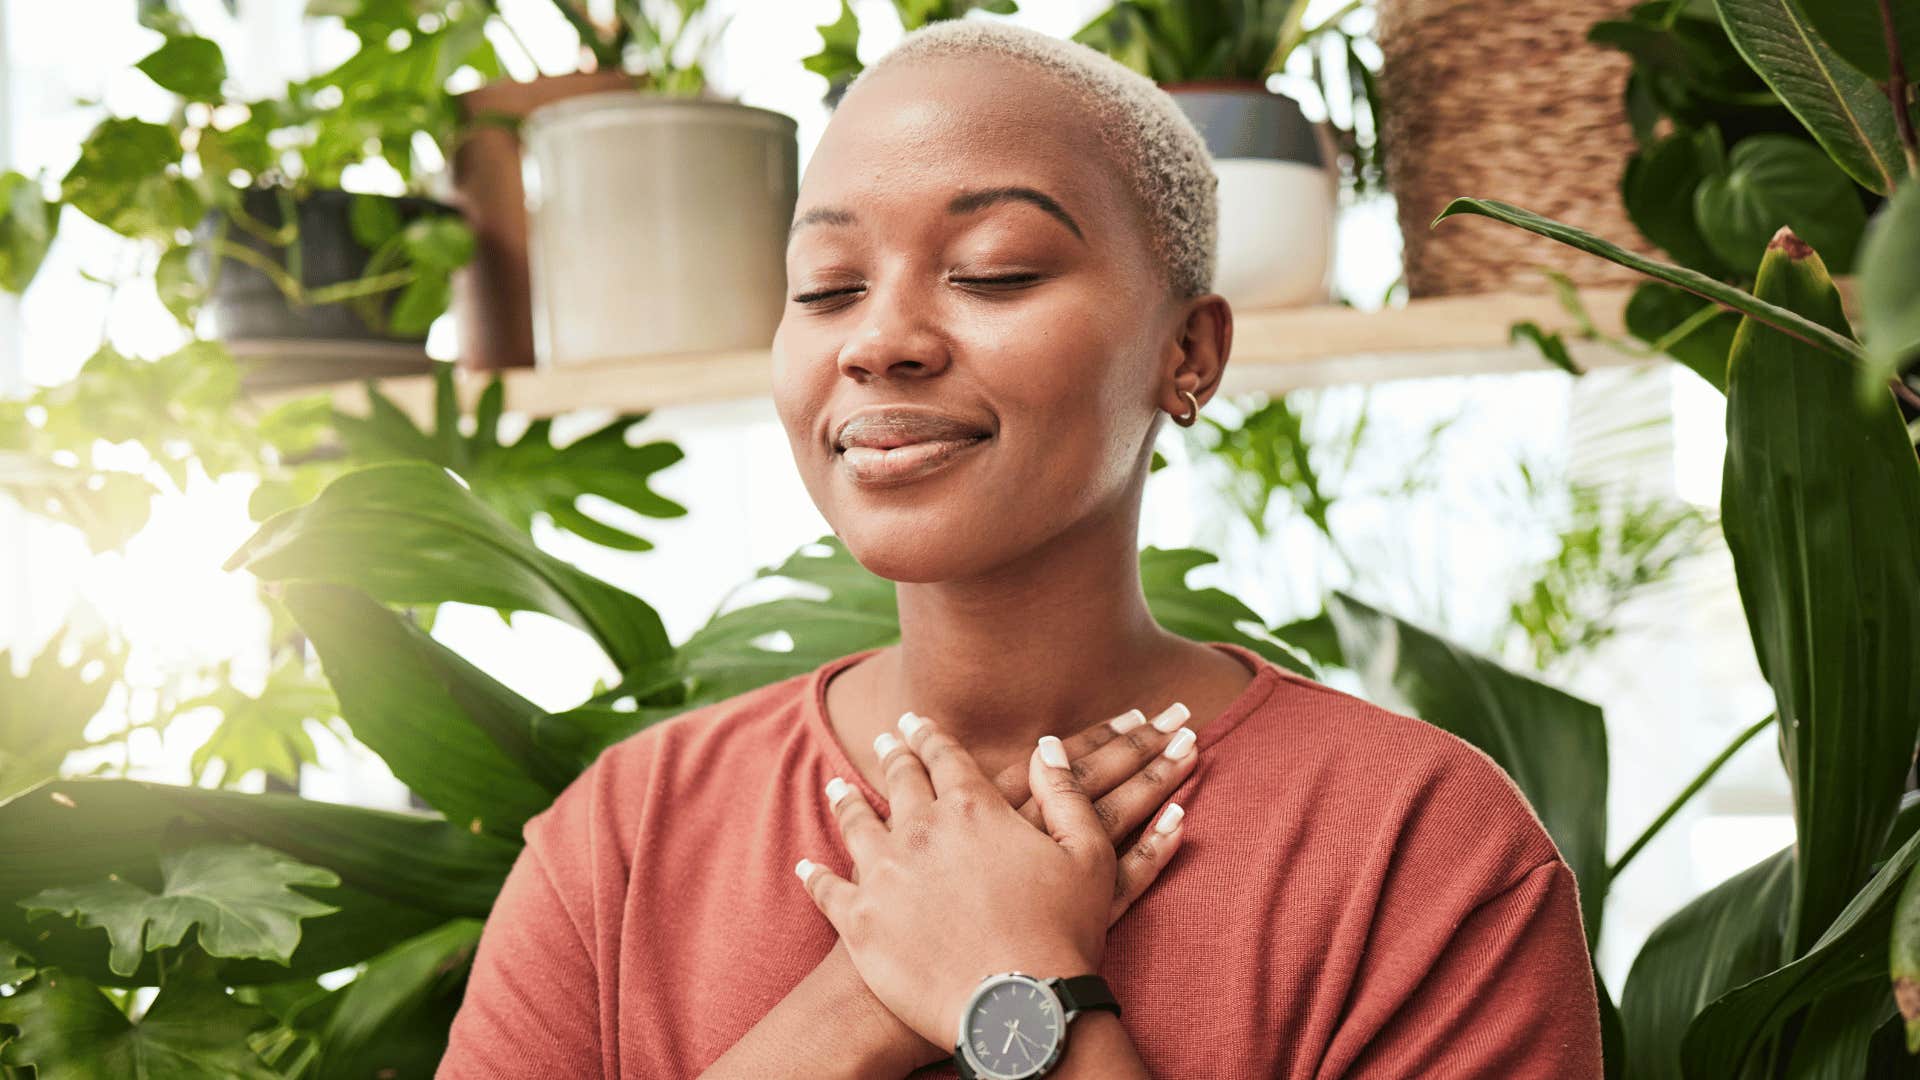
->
[1030, 735, 1105, 860]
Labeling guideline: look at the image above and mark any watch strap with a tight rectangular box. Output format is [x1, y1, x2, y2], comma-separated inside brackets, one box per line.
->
[1052, 974, 1120, 1020]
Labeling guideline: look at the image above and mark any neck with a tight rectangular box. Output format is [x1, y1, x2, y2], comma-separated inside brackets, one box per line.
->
[861, 499, 1190, 768]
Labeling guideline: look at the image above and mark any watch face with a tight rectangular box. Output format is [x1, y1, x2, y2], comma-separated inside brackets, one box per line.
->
[961, 974, 1063, 1079]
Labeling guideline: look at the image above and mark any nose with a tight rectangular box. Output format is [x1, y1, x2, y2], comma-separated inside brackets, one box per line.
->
[835, 283, 951, 383]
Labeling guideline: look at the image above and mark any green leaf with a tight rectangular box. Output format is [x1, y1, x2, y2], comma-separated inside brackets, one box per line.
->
[1626, 281, 1739, 392]
[1786, 0, 1920, 84]
[802, 0, 862, 88]
[1510, 320, 1584, 375]
[1720, 230, 1920, 959]
[1684, 826, 1920, 1071]
[1857, 181, 1920, 397]
[19, 842, 339, 978]
[134, 35, 227, 101]
[1622, 128, 1729, 272]
[1138, 547, 1315, 678]
[314, 918, 480, 1080]
[346, 193, 401, 249]
[59, 117, 201, 242]
[1694, 135, 1868, 273]
[1620, 847, 1792, 1078]
[1712, 0, 1907, 195]
[0, 960, 278, 1078]
[168, 658, 337, 788]
[1433, 197, 1867, 364]
[0, 169, 59, 293]
[0, 937, 34, 987]
[1324, 590, 1609, 943]
[0, 629, 122, 801]
[228, 461, 673, 674]
[1892, 857, 1920, 1051]
[281, 583, 574, 836]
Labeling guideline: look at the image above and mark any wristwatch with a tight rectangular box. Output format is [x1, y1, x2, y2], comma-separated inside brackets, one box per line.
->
[952, 971, 1121, 1079]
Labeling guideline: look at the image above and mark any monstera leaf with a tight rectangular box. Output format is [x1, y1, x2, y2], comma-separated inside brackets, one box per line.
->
[0, 629, 122, 802]
[0, 950, 278, 1078]
[166, 657, 339, 788]
[19, 842, 340, 977]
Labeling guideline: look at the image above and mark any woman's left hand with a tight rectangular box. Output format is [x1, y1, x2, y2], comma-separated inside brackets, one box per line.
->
[795, 712, 1122, 1052]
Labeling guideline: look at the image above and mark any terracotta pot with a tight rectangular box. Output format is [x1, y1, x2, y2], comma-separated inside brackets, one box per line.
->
[448, 70, 636, 372]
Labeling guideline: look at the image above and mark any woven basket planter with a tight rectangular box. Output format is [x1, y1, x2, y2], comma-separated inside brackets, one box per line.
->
[1376, 0, 1650, 296]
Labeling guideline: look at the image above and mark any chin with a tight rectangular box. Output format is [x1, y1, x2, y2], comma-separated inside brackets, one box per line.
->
[829, 514, 1007, 584]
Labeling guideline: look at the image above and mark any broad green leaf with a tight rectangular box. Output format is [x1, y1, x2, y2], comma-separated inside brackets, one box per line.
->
[1625, 281, 1739, 392]
[228, 461, 672, 674]
[282, 583, 572, 835]
[1684, 826, 1920, 1071]
[1138, 547, 1315, 677]
[0, 629, 121, 801]
[1621, 848, 1791, 1079]
[1721, 231, 1920, 959]
[315, 919, 480, 1080]
[1857, 181, 1920, 397]
[1324, 590, 1609, 942]
[0, 457, 157, 552]
[0, 960, 277, 1078]
[0, 169, 59, 293]
[1713, 0, 1906, 195]
[1787, 0, 1920, 83]
[168, 658, 337, 788]
[802, 0, 862, 87]
[1893, 857, 1920, 1050]
[59, 117, 202, 242]
[0, 778, 515, 986]
[1622, 128, 1728, 272]
[134, 35, 227, 101]
[331, 371, 689, 553]
[0, 937, 34, 986]
[1433, 198, 1866, 364]
[20, 842, 339, 978]
[1694, 135, 1867, 272]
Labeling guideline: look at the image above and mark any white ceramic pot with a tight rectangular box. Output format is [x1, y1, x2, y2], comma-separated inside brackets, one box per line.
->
[521, 92, 798, 367]
[1166, 84, 1336, 310]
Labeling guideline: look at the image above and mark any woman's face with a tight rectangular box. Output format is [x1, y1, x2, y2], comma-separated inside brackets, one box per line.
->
[773, 56, 1184, 584]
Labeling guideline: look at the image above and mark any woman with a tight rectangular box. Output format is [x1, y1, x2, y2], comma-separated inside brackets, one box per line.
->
[438, 19, 1604, 1080]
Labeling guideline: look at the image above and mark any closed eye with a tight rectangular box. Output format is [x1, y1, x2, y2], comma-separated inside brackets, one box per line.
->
[792, 285, 864, 304]
[951, 273, 1043, 290]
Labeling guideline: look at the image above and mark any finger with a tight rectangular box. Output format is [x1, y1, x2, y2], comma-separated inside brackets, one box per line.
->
[1029, 735, 1109, 863]
[795, 857, 855, 932]
[825, 775, 887, 868]
[874, 717, 933, 817]
[988, 707, 1149, 808]
[900, 713, 995, 801]
[1107, 801, 1186, 926]
[1017, 705, 1197, 838]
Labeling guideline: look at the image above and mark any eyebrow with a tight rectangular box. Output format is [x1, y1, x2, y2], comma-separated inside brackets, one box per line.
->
[787, 185, 1086, 243]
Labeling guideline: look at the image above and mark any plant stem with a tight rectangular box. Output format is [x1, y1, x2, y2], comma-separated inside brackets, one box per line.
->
[1609, 713, 1776, 879]
[1880, 0, 1920, 177]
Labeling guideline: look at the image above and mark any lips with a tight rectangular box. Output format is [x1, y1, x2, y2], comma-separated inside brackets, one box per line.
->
[831, 406, 992, 487]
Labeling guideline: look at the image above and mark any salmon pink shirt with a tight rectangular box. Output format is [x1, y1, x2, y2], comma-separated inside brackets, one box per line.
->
[438, 641, 1604, 1078]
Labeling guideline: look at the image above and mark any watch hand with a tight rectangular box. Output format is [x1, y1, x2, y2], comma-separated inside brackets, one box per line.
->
[1003, 1019, 1019, 1054]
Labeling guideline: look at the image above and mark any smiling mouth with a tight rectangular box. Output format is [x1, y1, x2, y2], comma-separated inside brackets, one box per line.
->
[836, 434, 991, 486]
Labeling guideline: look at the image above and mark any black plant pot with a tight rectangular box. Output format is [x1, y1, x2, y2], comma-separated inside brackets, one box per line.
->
[192, 187, 457, 389]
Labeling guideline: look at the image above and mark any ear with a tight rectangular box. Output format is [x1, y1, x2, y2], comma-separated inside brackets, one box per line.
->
[1160, 293, 1232, 417]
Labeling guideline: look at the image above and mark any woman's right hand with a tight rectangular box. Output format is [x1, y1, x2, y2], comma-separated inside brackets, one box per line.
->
[861, 704, 1200, 1074]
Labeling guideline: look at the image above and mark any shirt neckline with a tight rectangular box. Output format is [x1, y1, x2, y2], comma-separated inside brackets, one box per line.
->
[801, 640, 1286, 815]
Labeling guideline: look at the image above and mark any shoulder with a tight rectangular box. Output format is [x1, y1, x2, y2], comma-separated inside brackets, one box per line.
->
[1229, 663, 1565, 892]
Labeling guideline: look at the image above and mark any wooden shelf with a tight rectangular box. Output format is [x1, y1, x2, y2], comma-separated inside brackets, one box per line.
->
[248, 287, 1641, 422]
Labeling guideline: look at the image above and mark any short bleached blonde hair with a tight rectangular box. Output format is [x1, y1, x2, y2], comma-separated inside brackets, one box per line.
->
[848, 19, 1219, 300]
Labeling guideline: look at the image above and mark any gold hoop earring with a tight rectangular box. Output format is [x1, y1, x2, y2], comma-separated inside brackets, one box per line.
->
[1173, 388, 1200, 427]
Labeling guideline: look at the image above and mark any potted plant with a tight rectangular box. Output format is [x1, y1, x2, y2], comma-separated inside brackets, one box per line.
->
[1074, 0, 1364, 310]
[32, 13, 482, 389]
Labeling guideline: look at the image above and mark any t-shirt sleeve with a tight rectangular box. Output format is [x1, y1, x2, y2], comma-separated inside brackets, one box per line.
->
[1343, 858, 1605, 1078]
[436, 830, 605, 1078]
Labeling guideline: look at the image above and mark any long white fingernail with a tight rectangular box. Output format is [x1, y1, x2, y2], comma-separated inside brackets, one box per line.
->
[1109, 709, 1146, 734]
[825, 776, 851, 807]
[795, 858, 816, 882]
[1150, 702, 1190, 733]
[874, 731, 901, 759]
[897, 711, 927, 740]
[1038, 735, 1069, 768]
[1154, 803, 1184, 835]
[1162, 727, 1197, 760]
